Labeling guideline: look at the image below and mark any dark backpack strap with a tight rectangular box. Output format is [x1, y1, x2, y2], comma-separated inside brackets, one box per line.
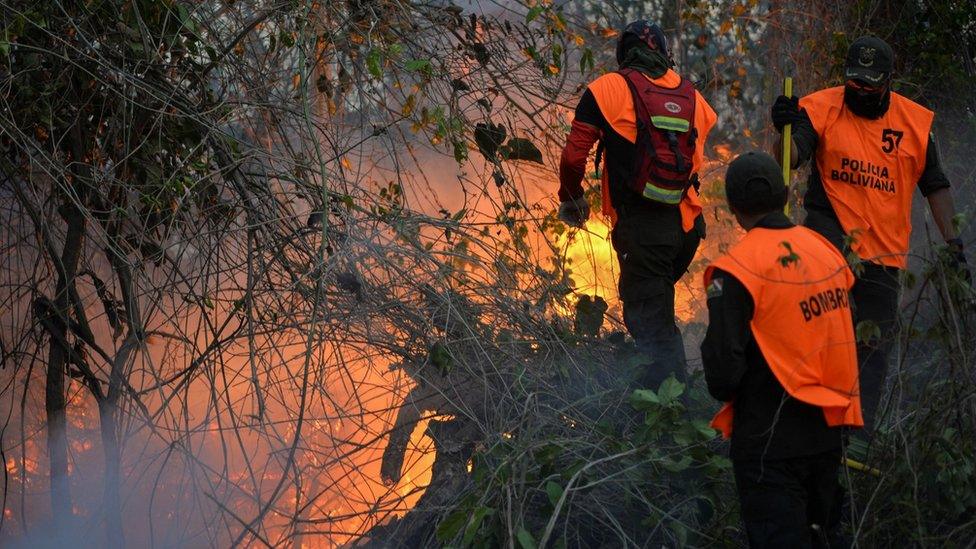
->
[594, 139, 606, 175]
[618, 69, 661, 167]
[666, 131, 686, 173]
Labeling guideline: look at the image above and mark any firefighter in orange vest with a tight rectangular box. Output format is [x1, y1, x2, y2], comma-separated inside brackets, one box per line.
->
[771, 36, 969, 430]
[557, 20, 717, 387]
[702, 151, 862, 548]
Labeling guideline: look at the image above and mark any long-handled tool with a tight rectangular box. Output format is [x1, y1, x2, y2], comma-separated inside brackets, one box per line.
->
[782, 76, 793, 217]
[844, 457, 881, 476]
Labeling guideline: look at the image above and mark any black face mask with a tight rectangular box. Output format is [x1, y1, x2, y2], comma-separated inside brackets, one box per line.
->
[843, 84, 891, 119]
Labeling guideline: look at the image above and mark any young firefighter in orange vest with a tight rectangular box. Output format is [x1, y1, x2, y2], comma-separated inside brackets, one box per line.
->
[701, 152, 863, 548]
[771, 36, 969, 430]
[557, 20, 717, 388]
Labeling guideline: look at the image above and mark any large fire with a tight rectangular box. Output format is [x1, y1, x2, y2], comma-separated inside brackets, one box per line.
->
[560, 218, 619, 305]
[558, 211, 718, 328]
[0, 13, 742, 540]
[0, 142, 737, 549]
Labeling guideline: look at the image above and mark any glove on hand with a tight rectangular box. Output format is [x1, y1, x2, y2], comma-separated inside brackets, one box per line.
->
[771, 95, 802, 133]
[947, 238, 971, 283]
[558, 195, 590, 228]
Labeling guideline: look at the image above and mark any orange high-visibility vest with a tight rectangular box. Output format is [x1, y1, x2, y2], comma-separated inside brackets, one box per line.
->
[704, 225, 863, 438]
[588, 70, 717, 231]
[800, 87, 934, 269]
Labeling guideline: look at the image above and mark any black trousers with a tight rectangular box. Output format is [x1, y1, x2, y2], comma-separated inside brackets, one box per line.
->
[805, 210, 900, 431]
[733, 449, 842, 549]
[611, 205, 703, 388]
[851, 264, 899, 430]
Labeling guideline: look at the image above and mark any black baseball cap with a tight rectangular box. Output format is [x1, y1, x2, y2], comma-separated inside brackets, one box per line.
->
[725, 151, 787, 215]
[845, 36, 893, 85]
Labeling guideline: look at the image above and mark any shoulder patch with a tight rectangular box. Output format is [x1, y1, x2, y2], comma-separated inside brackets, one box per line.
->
[706, 277, 724, 299]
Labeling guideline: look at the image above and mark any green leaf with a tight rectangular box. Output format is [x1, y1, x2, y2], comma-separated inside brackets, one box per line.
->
[453, 139, 468, 163]
[405, 58, 432, 72]
[661, 455, 692, 473]
[708, 455, 733, 471]
[280, 30, 295, 48]
[366, 49, 382, 78]
[462, 506, 493, 545]
[500, 138, 543, 164]
[623, 351, 652, 370]
[692, 419, 717, 439]
[545, 480, 563, 507]
[855, 320, 880, 345]
[899, 269, 917, 290]
[436, 509, 469, 542]
[516, 528, 537, 549]
[673, 425, 694, 446]
[579, 48, 594, 74]
[630, 389, 660, 410]
[671, 520, 689, 547]
[642, 408, 662, 429]
[951, 212, 967, 233]
[525, 5, 544, 23]
[657, 377, 685, 404]
[429, 342, 452, 375]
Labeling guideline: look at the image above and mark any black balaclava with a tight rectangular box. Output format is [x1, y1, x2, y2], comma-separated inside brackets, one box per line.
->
[843, 36, 894, 119]
[844, 82, 891, 119]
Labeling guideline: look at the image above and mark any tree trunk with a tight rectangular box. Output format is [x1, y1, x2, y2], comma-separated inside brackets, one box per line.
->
[45, 202, 86, 530]
[99, 252, 140, 548]
[97, 396, 124, 547]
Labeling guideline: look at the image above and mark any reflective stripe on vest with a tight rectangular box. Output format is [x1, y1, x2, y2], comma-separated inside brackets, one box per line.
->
[643, 182, 684, 204]
[650, 115, 691, 132]
[703, 225, 863, 439]
[801, 87, 934, 269]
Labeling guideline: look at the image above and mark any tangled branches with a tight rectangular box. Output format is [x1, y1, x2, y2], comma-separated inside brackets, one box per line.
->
[0, 0, 974, 547]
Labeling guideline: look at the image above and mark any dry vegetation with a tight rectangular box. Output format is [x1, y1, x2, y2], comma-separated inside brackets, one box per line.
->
[0, 0, 973, 547]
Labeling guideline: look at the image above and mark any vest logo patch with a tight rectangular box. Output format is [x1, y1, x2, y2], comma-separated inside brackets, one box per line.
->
[829, 157, 896, 194]
[664, 101, 682, 114]
[881, 128, 904, 153]
[800, 287, 850, 321]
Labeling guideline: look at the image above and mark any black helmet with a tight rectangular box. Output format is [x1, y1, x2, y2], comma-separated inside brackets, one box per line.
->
[615, 20, 670, 66]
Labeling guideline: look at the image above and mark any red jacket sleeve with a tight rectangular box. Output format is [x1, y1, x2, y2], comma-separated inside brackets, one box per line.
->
[558, 119, 602, 201]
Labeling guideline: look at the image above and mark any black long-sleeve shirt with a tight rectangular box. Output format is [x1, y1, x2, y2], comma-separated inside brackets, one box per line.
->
[701, 212, 841, 461]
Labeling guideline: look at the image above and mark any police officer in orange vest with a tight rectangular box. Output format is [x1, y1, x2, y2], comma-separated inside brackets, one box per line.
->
[702, 152, 863, 548]
[557, 20, 717, 387]
[771, 36, 969, 431]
